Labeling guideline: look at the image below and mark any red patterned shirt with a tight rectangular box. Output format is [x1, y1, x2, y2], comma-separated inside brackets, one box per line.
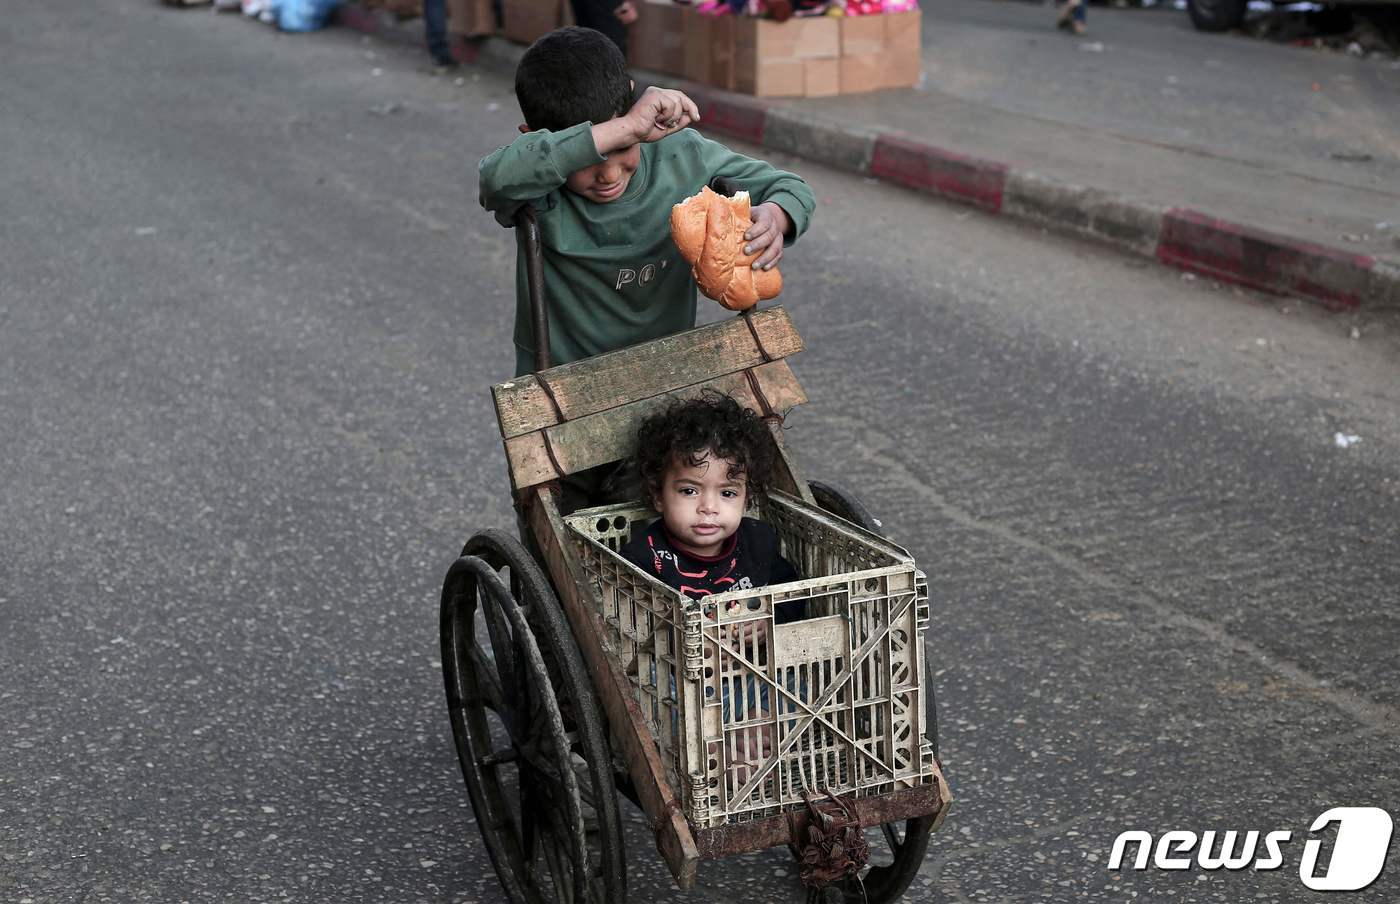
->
[621, 517, 804, 623]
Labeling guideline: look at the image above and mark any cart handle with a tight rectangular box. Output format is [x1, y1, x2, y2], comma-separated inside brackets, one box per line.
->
[516, 206, 551, 374]
[708, 176, 743, 198]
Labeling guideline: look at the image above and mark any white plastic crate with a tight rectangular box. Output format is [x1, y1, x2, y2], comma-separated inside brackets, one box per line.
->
[566, 491, 936, 829]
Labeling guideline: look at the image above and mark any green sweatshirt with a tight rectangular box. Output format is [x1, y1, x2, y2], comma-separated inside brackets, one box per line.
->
[478, 123, 815, 376]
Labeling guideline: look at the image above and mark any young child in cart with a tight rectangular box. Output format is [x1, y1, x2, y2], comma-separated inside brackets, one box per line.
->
[621, 393, 805, 778]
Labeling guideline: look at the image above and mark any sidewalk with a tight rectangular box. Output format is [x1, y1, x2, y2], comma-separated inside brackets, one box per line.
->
[333, 0, 1400, 310]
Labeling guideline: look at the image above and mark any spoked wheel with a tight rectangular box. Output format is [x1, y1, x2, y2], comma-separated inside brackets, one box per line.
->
[809, 480, 942, 904]
[440, 528, 625, 904]
[847, 815, 938, 904]
[810, 479, 884, 540]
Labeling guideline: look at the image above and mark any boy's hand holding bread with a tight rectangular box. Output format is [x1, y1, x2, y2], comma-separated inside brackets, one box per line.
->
[671, 186, 785, 311]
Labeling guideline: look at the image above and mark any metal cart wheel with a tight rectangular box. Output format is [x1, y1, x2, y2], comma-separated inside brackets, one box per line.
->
[808, 481, 941, 904]
[440, 529, 626, 904]
[810, 480, 884, 540]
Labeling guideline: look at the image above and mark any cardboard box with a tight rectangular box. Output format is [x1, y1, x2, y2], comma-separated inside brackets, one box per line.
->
[730, 14, 839, 96]
[627, 5, 659, 72]
[671, 6, 911, 97]
[502, 0, 563, 45]
[448, 0, 495, 36]
[788, 16, 840, 58]
[734, 58, 806, 97]
[734, 16, 838, 62]
[708, 15, 737, 92]
[681, 11, 714, 84]
[839, 14, 884, 56]
[656, 3, 686, 69]
[881, 9, 921, 88]
[681, 11, 738, 87]
[629, 0, 684, 75]
[839, 51, 884, 94]
[838, 10, 921, 92]
[803, 57, 839, 97]
[883, 9, 921, 52]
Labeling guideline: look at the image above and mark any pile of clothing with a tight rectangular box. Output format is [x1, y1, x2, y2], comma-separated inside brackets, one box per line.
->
[685, 0, 918, 20]
[162, 0, 341, 32]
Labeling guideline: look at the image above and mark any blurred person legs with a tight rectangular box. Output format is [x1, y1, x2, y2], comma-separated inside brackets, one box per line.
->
[424, 0, 455, 65]
[1056, 0, 1086, 34]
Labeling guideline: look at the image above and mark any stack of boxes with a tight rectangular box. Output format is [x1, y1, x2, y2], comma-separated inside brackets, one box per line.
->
[629, 0, 922, 97]
[447, 0, 496, 37]
[731, 15, 842, 97]
[499, 0, 572, 45]
[834, 9, 920, 93]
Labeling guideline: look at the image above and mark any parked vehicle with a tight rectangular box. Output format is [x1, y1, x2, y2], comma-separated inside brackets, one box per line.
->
[1187, 0, 1397, 33]
[1186, 0, 1249, 31]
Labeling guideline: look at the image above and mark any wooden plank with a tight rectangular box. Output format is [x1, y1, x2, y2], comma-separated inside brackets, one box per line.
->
[928, 758, 954, 832]
[492, 307, 804, 440]
[750, 305, 805, 360]
[524, 488, 702, 888]
[500, 432, 554, 493]
[503, 359, 807, 491]
[768, 420, 815, 504]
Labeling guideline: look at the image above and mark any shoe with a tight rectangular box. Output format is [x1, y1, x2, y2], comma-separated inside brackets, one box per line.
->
[1071, 20, 1086, 34]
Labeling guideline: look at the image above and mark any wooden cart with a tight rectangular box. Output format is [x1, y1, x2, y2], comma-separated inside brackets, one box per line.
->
[439, 203, 951, 904]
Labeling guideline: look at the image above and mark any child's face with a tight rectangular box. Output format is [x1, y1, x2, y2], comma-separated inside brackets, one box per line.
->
[653, 449, 747, 559]
[565, 140, 641, 203]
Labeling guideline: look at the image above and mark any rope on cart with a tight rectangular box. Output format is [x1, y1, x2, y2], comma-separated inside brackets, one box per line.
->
[742, 368, 782, 429]
[539, 430, 566, 481]
[740, 310, 775, 363]
[536, 372, 566, 423]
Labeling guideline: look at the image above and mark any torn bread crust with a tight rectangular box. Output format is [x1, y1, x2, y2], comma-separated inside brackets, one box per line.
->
[671, 187, 782, 311]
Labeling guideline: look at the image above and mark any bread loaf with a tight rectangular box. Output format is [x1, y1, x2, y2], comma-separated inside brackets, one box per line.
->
[669, 186, 783, 312]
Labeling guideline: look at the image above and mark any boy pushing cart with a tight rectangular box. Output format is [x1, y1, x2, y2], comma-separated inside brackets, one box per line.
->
[440, 25, 950, 904]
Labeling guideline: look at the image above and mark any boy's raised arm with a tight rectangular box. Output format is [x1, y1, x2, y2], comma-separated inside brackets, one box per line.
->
[477, 122, 605, 226]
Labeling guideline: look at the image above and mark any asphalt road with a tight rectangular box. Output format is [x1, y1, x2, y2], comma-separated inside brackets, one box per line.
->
[3, 3, 1399, 903]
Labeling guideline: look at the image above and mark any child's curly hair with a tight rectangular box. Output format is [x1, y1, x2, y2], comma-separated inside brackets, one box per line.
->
[636, 392, 778, 507]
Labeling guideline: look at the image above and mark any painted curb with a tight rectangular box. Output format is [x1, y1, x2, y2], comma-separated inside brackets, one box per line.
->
[1157, 210, 1376, 311]
[332, 4, 1399, 311]
[762, 108, 876, 176]
[679, 86, 769, 145]
[1370, 260, 1400, 309]
[1002, 171, 1164, 257]
[871, 135, 1007, 213]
